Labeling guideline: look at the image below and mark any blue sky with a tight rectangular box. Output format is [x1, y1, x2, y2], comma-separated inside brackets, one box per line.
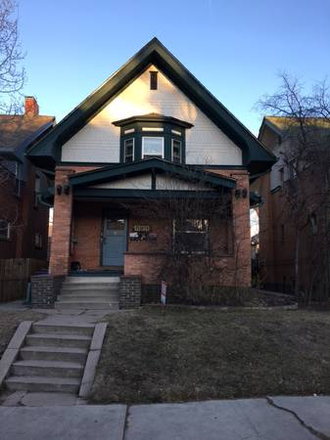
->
[19, 0, 330, 135]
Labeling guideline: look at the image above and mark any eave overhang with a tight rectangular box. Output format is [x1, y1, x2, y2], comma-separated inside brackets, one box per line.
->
[112, 113, 194, 129]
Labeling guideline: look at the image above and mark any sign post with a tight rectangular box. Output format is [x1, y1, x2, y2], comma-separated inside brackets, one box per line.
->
[161, 281, 167, 306]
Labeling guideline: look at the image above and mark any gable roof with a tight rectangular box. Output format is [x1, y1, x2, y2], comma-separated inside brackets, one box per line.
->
[27, 37, 275, 174]
[69, 157, 236, 190]
[260, 116, 330, 138]
[0, 115, 54, 161]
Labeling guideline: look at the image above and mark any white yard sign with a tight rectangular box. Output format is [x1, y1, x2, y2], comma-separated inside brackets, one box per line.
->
[161, 281, 167, 305]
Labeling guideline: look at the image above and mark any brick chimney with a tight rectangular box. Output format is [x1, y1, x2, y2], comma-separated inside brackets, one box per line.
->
[24, 96, 39, 117]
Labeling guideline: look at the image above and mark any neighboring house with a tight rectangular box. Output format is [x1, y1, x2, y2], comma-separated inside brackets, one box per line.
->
[27, 38, 275, 290]
[252, 116, 330, 294]
[0, 97, 55, 260]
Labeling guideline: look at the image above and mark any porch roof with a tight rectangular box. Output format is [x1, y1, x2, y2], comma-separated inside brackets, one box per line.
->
[69, 158, 237, 190]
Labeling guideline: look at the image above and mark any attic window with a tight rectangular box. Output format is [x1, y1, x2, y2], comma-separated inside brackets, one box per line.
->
[150, 71, 158, 90]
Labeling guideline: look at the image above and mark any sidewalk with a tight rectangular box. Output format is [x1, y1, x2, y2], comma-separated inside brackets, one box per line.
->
[1, 396, 330, 440]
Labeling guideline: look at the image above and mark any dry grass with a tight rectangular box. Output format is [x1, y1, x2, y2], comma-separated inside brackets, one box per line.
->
[0, 310, 45, 357]
[90, 306, 330, 404]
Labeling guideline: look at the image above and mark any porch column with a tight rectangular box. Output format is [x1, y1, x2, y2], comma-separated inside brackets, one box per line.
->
[231, 170, 251, 287]
[49, 167, 75, 276]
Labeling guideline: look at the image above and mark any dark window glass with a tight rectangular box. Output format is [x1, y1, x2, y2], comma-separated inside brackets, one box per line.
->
[0, 219, 10, 240]
[173, 219, 209, 253]
[172, 139, 182, 163]
[106, 219, 125, 231]
[124, 138, 134, 163]
[150, 71, 158, 90]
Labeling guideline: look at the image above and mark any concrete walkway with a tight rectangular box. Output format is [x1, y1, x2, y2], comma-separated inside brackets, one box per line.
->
[0, 396, 330, 439]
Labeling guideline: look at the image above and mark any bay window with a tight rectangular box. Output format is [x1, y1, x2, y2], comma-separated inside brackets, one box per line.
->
[113, 114, 193, 164]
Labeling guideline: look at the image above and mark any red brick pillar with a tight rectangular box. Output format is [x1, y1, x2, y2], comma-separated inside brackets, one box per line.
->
[231, 171, 251, 287]
[49, 167, 75, 276]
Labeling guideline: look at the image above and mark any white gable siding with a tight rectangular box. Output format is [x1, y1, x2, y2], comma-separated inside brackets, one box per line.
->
[91, 174, 152, 190]
[156, 174, 214, 191]
[90, 173, 213, 191]
[61, 65, 242, 166]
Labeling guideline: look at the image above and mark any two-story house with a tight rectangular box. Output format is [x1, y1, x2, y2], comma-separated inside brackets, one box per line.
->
[253, 116, 330, 297]
[27, 38, 275, 302]
[0, 97, 55, 260]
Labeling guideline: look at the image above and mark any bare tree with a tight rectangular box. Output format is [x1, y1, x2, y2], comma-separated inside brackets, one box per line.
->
[0, 0, 25, 114]
[120, 171, 251, 305]
[0, 0, 25, 236]
[258, 74, 330, 302]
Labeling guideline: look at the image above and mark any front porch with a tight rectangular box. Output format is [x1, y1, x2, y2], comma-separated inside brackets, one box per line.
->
[46, 159, 251, 307]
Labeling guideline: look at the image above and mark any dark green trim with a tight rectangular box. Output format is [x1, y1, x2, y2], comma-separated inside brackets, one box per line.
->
[112, 113, 194, 129]
[151, 168, 156, 189]
[69, 158, 236, 190]
[119, 118, 187, 164]
[59, 161, 247, 170]
[27, 37, 276, 174]
[59, 161, 119, 167]
[74, 188, 225, 199]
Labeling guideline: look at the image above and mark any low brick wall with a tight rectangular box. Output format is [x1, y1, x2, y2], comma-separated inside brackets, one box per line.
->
[31, 274, 64, 308]
[119, 276, 141, 309]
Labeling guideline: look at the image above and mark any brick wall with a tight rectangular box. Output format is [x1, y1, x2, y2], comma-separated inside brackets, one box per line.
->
[49, 167, 74, 276]
[119, 275, 141, 309]
[0, 160, 49, 260]
[31, 274, 64, 308]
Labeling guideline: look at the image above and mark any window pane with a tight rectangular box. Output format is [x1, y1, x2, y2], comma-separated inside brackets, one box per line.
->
[0, 220, 10, 240]
[124, 138, 134, 163]
[106, 219, 125, 231]
[177, 219, 208, 232]
[173, 219, 208, 253]
[174, 232, 207, 253]
[143, 137, 163, 158]
[172, 139, 181, 163]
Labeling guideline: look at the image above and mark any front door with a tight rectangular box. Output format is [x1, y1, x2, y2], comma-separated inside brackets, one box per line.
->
[102, 216, 127, 266]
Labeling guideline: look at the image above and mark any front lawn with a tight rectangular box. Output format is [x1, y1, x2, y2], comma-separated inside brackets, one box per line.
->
[0, 310, 45, 357]
[90, 306, 330, 404]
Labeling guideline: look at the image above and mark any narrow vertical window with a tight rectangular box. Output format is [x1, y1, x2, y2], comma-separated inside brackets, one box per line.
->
[34, 175, 41, 207]
[124, 138, 134, 163]
[0, 219, 10, 240]
[172, 139, 182, 163]
[150, 71, 158, 90]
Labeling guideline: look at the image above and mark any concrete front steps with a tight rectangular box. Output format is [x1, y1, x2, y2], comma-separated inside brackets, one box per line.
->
[5, 322, 94, 394]
[55, 276, 120, 311]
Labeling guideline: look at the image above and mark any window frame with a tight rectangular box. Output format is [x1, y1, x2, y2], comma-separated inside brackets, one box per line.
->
[142, 136, 164, 159]
[172, 138, 182, 163]
[34, 232, 43, 249]
[124, 137, 135, 163]
[173, 219, 209, 254]
[150, 71, 158, 90]
[0, 219, 10, 241]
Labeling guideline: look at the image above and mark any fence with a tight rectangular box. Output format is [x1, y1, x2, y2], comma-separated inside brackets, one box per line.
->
[0, 259, 48, 302]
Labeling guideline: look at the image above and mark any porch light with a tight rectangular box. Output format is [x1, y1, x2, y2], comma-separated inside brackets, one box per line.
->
[56, 184, 62, 195]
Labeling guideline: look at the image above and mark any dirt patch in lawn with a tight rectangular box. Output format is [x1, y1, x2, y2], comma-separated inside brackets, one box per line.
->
[90, 306, 330, 404]
[0, 310, 45, 357]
